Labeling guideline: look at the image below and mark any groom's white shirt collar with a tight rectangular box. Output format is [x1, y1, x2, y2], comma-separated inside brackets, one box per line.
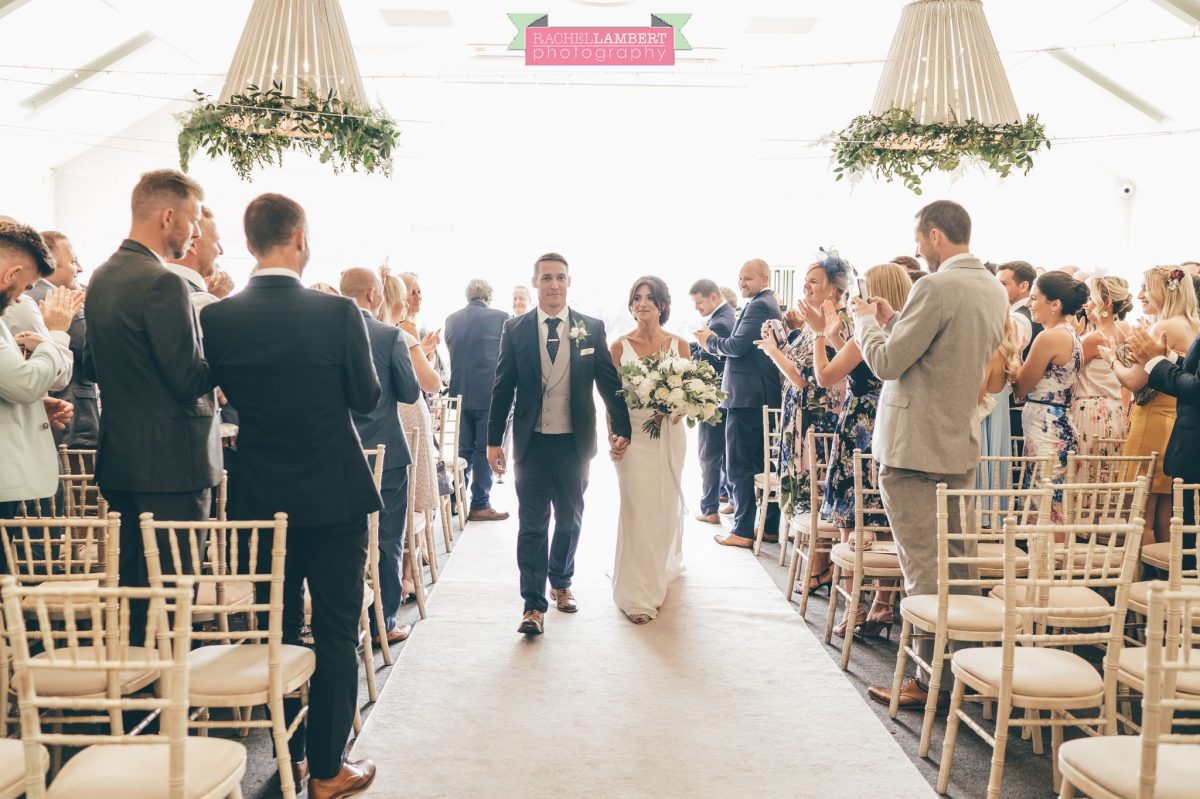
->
[252, 268, 302, 281]
[536, 306, 569, 326]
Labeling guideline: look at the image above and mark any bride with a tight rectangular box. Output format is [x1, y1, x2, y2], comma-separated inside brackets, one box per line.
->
[608, 276, 688, 624]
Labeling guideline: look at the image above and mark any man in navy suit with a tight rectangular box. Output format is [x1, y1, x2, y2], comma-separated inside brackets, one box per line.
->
[695, 259, 783, 548]
[444, 279, 510, 521]
[487, 253, 632, 635]
[689, 278, 735, 524]
[339, 267, 421, 644]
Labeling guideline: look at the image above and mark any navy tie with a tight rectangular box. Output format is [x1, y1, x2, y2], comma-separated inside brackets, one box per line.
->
[545, 317, 562, 363]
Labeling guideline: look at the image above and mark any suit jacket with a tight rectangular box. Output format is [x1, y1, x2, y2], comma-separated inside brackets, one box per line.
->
[1148, 332, 1200, 482]
[706, 290, 783, 409]
[444, 300, 508, 411]
[856, 255, 1008, 474]
[487, 308, 631, 464]
[690, 302, 735, 377]
[83, 239, 219, 493]
[27, 279, 98, 447]
[352, 309, 419, 472]
[0, 317, 71, 501]
[200, 275, 382, 526]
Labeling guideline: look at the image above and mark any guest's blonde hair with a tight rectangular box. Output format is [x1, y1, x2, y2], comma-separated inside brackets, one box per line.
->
[1144, 265, 1200, 331]
[1086, 275, 1132, 321]
[865, 262, 913, 315]
[377, 266, 408, 325]
[998, 315, 1021, 384]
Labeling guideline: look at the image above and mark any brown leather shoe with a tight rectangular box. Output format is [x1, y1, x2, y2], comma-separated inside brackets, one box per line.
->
[549, 587, 578, 613]
[695, 512, 721, 524]
[719, 495, 729, 503]
[868, 678, 951, 714]
[518, 609, 544, 635]
[309, 759, 376, 799]
[378, 623, 413, 645]
[468, 507, 510, 522]
[719, 504, 735, 515]
[714, 533, 754, 548]
[761, 533, 779, 544]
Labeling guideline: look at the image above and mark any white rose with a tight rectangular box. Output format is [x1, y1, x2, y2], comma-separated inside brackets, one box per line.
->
[684, 402, 702, 418]
[685, 378, 705, 393]
[654, 386, 670, 401]
[647, 370, 663, 383]
[667, 374, 683, 388]
[666, 387, 685, 406]
[636, 382, 654, 403]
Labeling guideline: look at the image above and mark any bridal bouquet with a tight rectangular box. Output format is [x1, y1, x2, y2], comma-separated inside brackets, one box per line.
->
[619, 354, 727, 439]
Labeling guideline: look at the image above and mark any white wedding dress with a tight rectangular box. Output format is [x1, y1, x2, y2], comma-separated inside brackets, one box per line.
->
[612, 337, 687, 620]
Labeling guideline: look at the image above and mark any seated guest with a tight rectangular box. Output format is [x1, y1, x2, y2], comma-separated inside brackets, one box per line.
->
[165, 205, 222, 310]
[0, 221, 77, 527]
[444, 279, 510, 521]
[1012, 272, 1088, 522]
[511, 285, 531, 317]
[201, 193, 380, 796]
[339, 267, 420, 644]
[688, 279, 735, 524]
[1070, 276, 1132, 457]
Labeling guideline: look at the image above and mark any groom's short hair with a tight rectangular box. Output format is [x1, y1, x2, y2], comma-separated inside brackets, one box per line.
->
[534, 252, 568, 277]
[689, 278, 720, 298]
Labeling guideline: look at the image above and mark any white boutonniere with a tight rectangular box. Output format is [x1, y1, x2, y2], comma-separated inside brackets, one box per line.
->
[568, 319, 589, 347]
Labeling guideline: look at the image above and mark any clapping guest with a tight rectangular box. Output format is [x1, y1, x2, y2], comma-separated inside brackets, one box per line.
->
[165, 205, 222, 310]
[1012, 272, 1088, 522]
[1070, 276, 1132, 456]
[444, 279, 510, 521]
[397, 272, 443, 384]
[512, 285, 531, 317]
[755, 252, 848, 587]
[689, 279, 735, 524]
[206, 268, 234, 299]
[1109, 266, 1200, 546]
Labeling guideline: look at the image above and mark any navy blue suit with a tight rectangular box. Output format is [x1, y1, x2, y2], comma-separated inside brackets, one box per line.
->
[705, 289, 783, 537]
[1149, 333, 1200, 553]
[691, 302, 736, 514]
[444, 299, 508, 511]
[351, 309, 420, 632]
[488, 309, 631, 612]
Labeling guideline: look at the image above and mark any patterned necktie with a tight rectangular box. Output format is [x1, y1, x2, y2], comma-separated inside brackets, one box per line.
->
[545, 317, 562, 363]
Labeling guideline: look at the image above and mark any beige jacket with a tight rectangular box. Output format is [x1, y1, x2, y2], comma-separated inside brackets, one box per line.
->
[0, 318, 71, 501]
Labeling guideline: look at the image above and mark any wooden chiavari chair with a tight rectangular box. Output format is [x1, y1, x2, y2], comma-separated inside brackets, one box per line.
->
[405, 431, 429, 619]
[785, 430, 838, 615]
[362, 446, 393, 667]
[752, 406, 785, 556]
[56, 447, 103, 518]
[428, 394, 464, 548]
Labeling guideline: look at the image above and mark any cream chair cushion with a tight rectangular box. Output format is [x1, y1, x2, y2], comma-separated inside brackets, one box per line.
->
[1142, 542, 1170, 571]
[47, 738, 246, 799]
[976, 542, 1030, 576]
[1059, 737, 1200, 799]
[952, 646, 1103, 701]
[831, 543, 902, 575]
[1118, 647, 1200, 695]
[989, 583, 1110, 626]
[901, 594, 1007, 633]
[30, 647, 158, 697]
[753, 473, 779, 491]
[791, 513, 838, 538]
[187, 644, 315, 706]
[1127, 581, 1200, 615]
[0, 739, 47, 799]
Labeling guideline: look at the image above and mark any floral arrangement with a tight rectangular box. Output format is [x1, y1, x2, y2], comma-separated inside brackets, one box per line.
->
[619, 354, 726, 439]
[1167, 268, 1186, 291]
[829, 108, 1049, 194]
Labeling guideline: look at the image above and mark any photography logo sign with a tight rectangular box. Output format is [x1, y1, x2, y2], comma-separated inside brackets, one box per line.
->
[508, 12, 691, 66]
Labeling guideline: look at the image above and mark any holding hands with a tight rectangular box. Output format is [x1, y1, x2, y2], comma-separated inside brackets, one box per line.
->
[609, 434, 630, 462]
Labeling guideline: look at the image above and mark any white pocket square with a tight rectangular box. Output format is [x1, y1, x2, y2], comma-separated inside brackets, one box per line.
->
[579, 348, 595, 355]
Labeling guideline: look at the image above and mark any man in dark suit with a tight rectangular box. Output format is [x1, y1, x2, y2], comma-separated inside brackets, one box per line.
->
[695, 259, 783, 548]
[998, 261, 1042, 441]
[200, 194, 380, 797]
[29, 231, 96, 447]
[83, 170, 219, 643]
[486, 253, 632, 635]
[444, 278, 510, 521]
[689, 278, 735, 524]
[339, 267, 420, 645]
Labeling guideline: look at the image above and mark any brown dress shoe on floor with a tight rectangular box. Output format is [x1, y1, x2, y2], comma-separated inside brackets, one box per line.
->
[868, 678, 950, 713]
[467, 507, 510, 522]
[761, 533, 779, 543]
[713, 533, 754, 548]
[695, 512, 721, 524]
[378, 623, 413, 645]
[518, 609, 544, 635]
[719, 504, 735, 515]
[309, 759, 376, 799]
[549, 587, 578, 613]
[719, 494, 729, 503]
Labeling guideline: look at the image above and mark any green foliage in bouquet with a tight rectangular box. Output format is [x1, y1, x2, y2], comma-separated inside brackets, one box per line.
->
[177, 82, 399, 181]
[830, 108, 1049, 194]
[618, 354, 727, 440]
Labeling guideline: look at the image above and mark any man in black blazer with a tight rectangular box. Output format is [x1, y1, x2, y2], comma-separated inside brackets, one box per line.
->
[444, 278, 510, 521]
[83, 170, 219, 642]
[339, 267, 420, 644]
[486, 253, 631, 635]
[689, 279, 735, 524]
[200, 194, 380, 797]
[695, 259, 783, 548]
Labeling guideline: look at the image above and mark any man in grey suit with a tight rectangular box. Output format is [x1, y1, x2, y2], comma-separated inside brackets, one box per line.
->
[84, 169, 219, 644]
[339, 267, 421, 643]
[27, 231, 97, 447]
[852, 200, 1007, 710]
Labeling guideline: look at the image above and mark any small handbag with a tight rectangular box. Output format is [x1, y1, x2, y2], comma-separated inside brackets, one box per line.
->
[434, 459, 453, 496]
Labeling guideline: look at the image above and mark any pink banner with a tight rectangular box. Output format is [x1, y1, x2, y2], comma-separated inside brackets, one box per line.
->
[525, 27, 675, 66]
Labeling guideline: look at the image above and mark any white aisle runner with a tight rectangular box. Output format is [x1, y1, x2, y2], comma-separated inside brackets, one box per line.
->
[352, 459, 933, 798]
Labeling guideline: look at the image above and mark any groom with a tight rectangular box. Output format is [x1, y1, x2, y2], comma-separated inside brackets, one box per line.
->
[487, 253, 632, 636]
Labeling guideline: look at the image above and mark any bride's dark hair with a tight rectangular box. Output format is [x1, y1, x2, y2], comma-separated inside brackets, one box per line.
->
[628, 276, 671, 324]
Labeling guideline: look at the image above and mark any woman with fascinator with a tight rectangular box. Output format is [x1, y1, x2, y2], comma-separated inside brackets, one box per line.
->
[757, 248, 849, 601]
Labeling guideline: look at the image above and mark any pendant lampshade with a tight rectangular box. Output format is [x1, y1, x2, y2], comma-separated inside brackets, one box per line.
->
[871, 0, 1020, 125]
[220, 0, 367, 107]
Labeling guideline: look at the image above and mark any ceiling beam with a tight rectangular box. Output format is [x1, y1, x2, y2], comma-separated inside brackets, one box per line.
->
[20, 30, 157, 113]
[0, 0, 33, 20]
[1147, 0, 1200, 27]
[1045, 48, 1168, 123]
